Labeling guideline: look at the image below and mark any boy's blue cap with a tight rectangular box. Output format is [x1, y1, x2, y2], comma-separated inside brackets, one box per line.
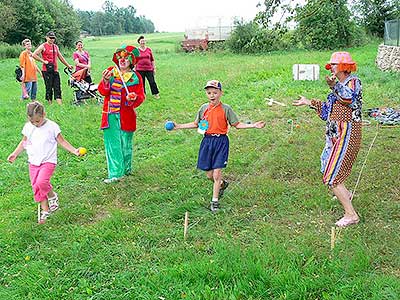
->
[204, 80, 222, 90]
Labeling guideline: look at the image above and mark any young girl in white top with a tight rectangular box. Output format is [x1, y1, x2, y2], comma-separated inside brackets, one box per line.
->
[8, 101, 85, 224]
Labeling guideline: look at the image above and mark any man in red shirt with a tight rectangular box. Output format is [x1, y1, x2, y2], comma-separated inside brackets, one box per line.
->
[33, 31, 73, 105]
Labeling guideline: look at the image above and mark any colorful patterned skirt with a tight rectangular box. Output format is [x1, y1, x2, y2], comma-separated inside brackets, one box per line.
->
[320, 120, 362, 186]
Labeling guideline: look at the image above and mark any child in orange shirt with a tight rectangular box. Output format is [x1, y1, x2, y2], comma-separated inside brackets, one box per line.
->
[19, 39, 41, 100]
[172, 80, 265, 212]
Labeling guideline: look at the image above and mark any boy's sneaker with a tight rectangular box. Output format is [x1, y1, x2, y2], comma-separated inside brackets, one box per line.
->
[210, 200, 220, 213]
[218, 180, 229, 198]
[38, 211, 50, 224]
[48, 193, 59, 212]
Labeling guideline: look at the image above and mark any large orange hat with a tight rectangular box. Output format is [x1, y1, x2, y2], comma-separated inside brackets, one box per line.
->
[326, 51, 357, 72]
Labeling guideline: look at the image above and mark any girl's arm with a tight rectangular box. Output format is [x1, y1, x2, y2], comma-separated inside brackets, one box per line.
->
[235, 121, 266, 129]
[174, 122, 197, 129]
[56, 133, 80, 156]
[7, 136, 27, 163]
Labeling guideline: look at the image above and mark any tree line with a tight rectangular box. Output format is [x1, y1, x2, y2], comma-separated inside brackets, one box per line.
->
[77, 1, 154, 37]
[0, 0, 154, 48]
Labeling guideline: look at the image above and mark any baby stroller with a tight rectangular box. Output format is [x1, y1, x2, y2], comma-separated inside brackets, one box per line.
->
[64, 67, 102, 105]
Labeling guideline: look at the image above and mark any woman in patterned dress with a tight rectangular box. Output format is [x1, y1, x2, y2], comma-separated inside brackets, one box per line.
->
[293, 52, 362, 227]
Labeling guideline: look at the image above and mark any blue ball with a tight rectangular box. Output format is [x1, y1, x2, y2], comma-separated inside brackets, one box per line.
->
[165, 121, 175, 131]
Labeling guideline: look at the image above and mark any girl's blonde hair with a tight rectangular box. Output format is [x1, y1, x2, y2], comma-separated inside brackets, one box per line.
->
[27, 101, 45, 118]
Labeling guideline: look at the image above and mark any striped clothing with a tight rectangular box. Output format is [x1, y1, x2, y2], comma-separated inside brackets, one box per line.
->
[311, 74, 362, 187]
[110, 78, 123, 113]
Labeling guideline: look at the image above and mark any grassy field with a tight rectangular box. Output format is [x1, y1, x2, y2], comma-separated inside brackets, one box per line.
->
[0, 32, 399, 299]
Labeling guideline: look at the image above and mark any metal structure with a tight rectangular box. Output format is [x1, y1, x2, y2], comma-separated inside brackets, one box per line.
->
[181, 17, 236, 52]
[384, 19, 400, 47]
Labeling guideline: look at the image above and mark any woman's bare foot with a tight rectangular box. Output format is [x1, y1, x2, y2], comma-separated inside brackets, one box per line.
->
[335, 214, 359, 227]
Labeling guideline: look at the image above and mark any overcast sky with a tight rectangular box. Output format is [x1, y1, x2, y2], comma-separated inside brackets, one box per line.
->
[69, 0, 263, 32]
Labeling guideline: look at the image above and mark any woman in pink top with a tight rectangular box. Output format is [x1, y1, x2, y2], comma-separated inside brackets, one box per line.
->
[136, 36, 160, 99]
[73, 40, 92, 83]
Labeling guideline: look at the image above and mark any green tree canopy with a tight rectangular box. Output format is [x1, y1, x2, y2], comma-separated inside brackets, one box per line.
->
[0, 0, 79, 47]
[295, 0, 364, 50]
[0, 2, 17, 41]
[351, 0, 399, 37]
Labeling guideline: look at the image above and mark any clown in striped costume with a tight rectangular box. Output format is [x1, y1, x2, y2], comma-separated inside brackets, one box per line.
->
[98, 45, 145, 183]
[294, 52, 362, 227]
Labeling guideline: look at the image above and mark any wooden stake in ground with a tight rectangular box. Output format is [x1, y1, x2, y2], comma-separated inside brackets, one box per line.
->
[287, 119, 294, 134]
[330, 227, 336, 250]
[183, 212, 189, 240]
[37, 204, 41, 223]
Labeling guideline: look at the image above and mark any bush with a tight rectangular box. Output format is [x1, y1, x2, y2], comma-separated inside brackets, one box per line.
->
[226, 21, 298, 54]
[0, 42, 21, 59]
[226, 21, 258, 53]
[207, 41, 227, 52]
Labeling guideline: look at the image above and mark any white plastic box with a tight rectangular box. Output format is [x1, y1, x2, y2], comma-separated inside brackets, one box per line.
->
[292, 64, 320, 80]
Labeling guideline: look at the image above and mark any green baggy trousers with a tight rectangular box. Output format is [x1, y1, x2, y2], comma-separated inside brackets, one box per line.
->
[103, 114, 134, 179]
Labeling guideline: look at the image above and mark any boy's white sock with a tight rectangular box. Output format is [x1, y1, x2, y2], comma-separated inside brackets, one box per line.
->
[212, 197, 219, 202]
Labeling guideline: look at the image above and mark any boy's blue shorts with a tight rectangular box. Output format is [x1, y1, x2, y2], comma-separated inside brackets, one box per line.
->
[197, 134, 229, 171]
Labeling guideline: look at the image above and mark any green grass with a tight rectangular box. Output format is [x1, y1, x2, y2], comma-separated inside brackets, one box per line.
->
[0, 32, 399, 299]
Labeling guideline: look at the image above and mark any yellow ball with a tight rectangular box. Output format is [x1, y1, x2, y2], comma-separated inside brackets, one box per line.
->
[79, 147, 87, 155]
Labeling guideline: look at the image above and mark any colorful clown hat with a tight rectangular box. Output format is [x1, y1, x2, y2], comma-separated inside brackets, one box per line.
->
[112, 44, 140, 65]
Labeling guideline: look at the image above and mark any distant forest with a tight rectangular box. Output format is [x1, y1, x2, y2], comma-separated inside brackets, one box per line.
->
[0, 0, 155, 48]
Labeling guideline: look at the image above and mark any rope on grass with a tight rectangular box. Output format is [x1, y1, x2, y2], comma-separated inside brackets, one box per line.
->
[350, 123, 380, 201]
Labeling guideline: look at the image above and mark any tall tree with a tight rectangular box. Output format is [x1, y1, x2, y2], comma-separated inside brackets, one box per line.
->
[295, 0, 362, 50]
[0, 2, 17, 41]
[2, 0, 53, 45]
[40, 0, 80, 47]
[76, 10, 94, 34]
[351, 0, 398, 37]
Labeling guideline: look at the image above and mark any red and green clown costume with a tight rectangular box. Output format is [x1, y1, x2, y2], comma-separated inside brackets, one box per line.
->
[98, 45, 145, 180]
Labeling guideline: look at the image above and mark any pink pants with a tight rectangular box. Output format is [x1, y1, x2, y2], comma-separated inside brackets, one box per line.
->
[29, 163, 56, 202]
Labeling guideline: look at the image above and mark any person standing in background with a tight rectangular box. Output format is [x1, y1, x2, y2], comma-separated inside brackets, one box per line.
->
[136, 35, 160, 99]
[33, 31, 73, 105]
[19, 39, 41, 100]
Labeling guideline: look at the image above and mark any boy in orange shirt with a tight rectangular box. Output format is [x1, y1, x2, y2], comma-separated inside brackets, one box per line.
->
[19, 39, 41, 100]
[172, 80, 265, 212]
